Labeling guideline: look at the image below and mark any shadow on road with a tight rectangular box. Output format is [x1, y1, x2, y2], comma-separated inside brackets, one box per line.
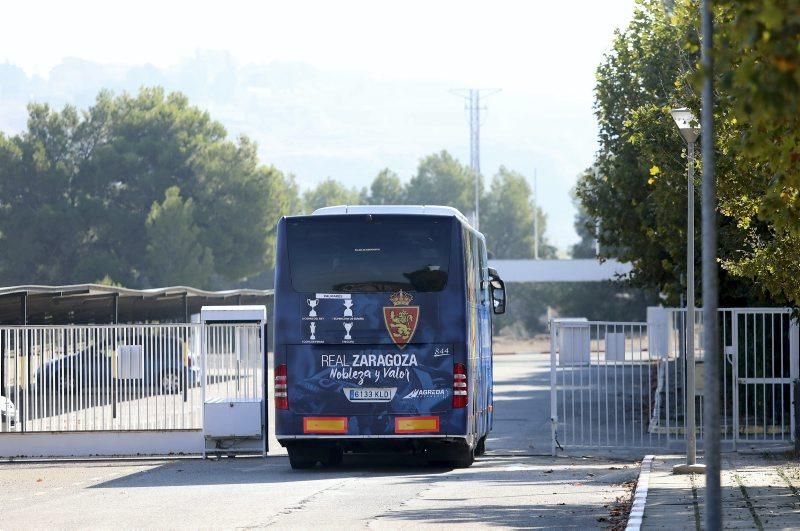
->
[90, 453, 637, 489]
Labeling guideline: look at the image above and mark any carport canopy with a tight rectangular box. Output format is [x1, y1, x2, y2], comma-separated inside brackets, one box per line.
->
[0, 284, 273, 325]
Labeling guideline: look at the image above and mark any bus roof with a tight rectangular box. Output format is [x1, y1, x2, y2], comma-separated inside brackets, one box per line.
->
[311, 205, 472, 227]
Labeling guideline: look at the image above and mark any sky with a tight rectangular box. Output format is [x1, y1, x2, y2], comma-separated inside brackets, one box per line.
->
[0, 0, 636, 252]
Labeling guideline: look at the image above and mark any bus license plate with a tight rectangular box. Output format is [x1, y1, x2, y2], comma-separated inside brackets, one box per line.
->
[344, 387, 397, 402]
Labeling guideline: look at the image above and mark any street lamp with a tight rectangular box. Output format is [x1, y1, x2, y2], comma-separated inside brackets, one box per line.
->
[670, 107, 704, 474]
[671, 108, 700, 143]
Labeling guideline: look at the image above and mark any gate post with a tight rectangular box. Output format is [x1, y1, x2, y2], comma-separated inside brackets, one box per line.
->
[731, 312, 739, 451]
[794, 380, 800, 455]
[550, 319, 558, 457]
[790, 317, 799, 447]
[200, 323, 206, 458]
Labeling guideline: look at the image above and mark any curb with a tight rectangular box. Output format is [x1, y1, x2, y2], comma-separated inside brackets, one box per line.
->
[625, 454, 654, 531]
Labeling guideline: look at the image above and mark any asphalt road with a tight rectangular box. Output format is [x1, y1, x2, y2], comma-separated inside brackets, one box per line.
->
[0, 353, 638, 529]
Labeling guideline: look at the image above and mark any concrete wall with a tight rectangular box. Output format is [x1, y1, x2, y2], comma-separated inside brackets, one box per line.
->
[0, 430, 204, 458]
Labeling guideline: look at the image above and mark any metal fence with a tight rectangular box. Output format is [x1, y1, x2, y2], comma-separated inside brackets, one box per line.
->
[0, 323, 263, 433]
[661, 308, 798, 449]
[550, 308, 799, 455]
[549, 320, 659, 454]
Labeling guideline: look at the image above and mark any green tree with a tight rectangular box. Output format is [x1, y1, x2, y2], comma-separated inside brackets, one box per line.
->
[0, 104, 89, 285]
[494, 283, 554, 335]
[709, 0, 800, 304]
[715, 0, 800, 232]
[364, 169, 406, 204]
[405, 151, 479, 216]
[263, 170, 302, 263]
[570, 178, 599, 259]
[553, 282, 657, 322]
[87, 88, 283, 283]
[303, 178, 362, 212]
[76, 89, 221, 285]
[574, 0, 692, 304]
[574, 0, 778, 306]
[187, 137, 295, 279]
[0, 87, 298, 287]
[145, 187, 214, 287]
[481, 167, 556, 258]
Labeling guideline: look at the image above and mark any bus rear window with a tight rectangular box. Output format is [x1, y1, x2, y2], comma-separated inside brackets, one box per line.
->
[286, 216, 452, 293]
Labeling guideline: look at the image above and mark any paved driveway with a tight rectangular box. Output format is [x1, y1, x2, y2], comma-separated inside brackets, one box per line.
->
[0, 353, 638, 529]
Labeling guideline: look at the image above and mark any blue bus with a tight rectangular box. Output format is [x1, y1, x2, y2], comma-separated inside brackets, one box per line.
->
[273, 205, 506, 468]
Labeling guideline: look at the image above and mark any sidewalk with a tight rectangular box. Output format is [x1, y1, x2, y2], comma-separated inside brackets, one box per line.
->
[640, 453, 800, 529]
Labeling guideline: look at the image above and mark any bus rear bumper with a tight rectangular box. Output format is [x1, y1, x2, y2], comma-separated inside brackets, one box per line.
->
[278, 434, 472, 456]
[278, 434, 466, 441]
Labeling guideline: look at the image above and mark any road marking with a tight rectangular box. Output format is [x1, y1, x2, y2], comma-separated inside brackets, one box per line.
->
[34, 492, 46, 496]
[625, 454, 653, 531]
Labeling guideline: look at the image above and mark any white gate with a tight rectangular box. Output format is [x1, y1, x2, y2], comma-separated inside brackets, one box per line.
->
[549, 319, 662, 454]
[660, 308, 798, 448]
[550, 308, 799, 455]
[724, 309, 797, 448]
[0, 323, 264, 434]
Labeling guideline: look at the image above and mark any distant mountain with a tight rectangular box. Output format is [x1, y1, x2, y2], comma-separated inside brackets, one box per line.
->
[0, 52, 597, 249]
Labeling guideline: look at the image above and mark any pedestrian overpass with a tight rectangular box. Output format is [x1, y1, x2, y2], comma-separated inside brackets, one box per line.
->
[488, 259, 633, 282]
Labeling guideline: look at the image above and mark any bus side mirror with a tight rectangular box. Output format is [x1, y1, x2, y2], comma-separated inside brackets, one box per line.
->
[488, 268, 506, 315]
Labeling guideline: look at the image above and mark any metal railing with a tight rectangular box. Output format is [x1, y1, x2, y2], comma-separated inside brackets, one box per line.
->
[202, 323, 265, 408]
[662, 308, 798, 448]
[0, 323, 263, 433]
[550, 308, 799, 455]
[549, 320, 659, 454]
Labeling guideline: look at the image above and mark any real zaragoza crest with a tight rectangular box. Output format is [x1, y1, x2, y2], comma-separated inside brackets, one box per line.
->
[383, 290, 419, 349]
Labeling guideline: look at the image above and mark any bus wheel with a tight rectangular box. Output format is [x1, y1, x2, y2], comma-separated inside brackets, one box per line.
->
[322, 447, 343, 467]
[288, 447, 317, 470]
[448, 444, 475, 468]
[475, 436, 487, 456]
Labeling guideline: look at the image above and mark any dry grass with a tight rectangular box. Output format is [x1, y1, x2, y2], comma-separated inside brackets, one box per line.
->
[607, 477, 638, 530]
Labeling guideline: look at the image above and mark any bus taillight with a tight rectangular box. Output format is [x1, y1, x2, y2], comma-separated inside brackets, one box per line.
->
[275, 364, 288, 410]
[453, 362, 468, 408]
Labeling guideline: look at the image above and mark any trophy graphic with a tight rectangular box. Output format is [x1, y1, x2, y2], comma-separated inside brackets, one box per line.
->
[307, 298, 319, 317]
[343, 300, 354, 317]
[343, 322, 353, 340]
[309, 322, 317, 340]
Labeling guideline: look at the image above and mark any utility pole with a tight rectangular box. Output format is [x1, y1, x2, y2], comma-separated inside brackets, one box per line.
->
[592, 164, 601, 257]
[533, 169, 539, 259]
[451, 88, 500, 229]
[469, 89, 481, 229]
[595, 219, 601, 257]
[701, 0, 721, 528]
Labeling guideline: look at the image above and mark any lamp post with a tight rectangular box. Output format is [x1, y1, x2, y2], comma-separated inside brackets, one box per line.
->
[671, 107, 704, 474]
